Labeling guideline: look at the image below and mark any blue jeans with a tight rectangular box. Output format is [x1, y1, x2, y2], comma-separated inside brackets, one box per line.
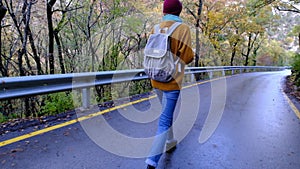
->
[146, 89, 180, 167]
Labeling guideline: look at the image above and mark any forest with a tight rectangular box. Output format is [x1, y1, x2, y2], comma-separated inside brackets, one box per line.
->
[0, 0, 299, 121]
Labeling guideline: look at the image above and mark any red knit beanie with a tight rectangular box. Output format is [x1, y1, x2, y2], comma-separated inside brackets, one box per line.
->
[163, 0, 182, 16]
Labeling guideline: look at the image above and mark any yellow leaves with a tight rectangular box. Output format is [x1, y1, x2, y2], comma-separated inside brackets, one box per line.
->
[285, 37, 294, 44]
[203, 11, 227, 37]
[207, 11, 225, 25]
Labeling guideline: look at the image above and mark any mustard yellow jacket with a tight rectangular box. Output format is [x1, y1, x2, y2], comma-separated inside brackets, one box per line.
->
[150, 21, 194, 91]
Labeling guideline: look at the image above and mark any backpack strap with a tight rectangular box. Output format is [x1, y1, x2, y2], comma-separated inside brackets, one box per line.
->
[166, 22, 182, 36]
[167, 22, 182, 72]
[153, 24, 161, 34]
[153, 22, 182, 35]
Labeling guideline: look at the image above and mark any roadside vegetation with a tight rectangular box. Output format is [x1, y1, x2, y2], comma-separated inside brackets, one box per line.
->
[291, 54, 300, 86]
[0, 0, 299, 123]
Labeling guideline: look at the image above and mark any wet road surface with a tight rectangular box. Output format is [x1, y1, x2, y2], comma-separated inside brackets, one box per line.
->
[1, 70, 300, 169]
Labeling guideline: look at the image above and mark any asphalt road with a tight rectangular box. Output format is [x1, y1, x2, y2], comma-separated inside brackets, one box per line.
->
[0, 70, 299, 169]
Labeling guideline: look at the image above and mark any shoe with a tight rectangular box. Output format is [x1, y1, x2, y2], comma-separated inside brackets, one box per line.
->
[166, 139, 177, 153]
[147, 164, 155, 169]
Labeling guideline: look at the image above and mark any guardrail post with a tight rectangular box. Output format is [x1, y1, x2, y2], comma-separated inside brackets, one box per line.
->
[222, 70, 225, 76]
[240, 69, 243, 74]
[191, 73, 195, 82]
[232, 70, 234, 75]
[209, 71, 213, 79]
[82, 87, 91, 109]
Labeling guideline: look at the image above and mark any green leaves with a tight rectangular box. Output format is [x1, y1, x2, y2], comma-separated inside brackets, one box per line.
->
[41, 92, 74, 116]
[292, 53, 300, 86]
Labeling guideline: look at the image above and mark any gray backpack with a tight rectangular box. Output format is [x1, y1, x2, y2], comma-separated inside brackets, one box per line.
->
[143, 22, 182, 82]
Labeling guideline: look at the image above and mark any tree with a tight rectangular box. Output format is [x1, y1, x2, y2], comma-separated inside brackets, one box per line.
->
[0, 1, 7, 76]
[3, 0, 40, 76]
[275, 0, 300, 13]
[242, 28, 264, 66]
[225, 1, 248, 66]
[53, 0, 82, 74]
[186, 0, 203, 68]
[290, 25, 300, 49]
[252, 0, 300, 13]
[258, 40, 287, 65]
[46, 0, 56, 74]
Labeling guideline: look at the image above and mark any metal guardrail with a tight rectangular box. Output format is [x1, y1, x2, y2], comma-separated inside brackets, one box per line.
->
[0, 66, 286, 108]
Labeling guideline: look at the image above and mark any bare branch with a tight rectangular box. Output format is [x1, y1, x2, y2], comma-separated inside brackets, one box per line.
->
[52, 6, 83, 13]
[186, 6, 197, 19]
[276, 6, 300, 13]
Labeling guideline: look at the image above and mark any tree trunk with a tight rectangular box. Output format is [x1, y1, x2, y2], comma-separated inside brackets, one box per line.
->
[52, 1, 79, 74]
[22, 1, 42, 75]
[28, 28, 43, 75]
[243, 32, 260, 66]
[186, 0, 203, 80]
[244, 33, 252, 66]
[4, 0, 27, 76]
[195, 0, 203, 68]
[47, 0, 56, 74]
[18, 0, 33, 76]
[0, 2, 7, 76]
[19, 0, 34, 116]
[53, 10, 68, 74]
[54, 31, 65, 74]
[0, 1, 6, 20]
[230, 42, 238, 66]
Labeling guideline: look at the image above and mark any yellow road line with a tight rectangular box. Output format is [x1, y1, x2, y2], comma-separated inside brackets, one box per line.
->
[0, 77, 226, 147]
[283, 92, 300, 119]
[0, 95, 157, 147]
[0, 119, 78, 147]
[183, 76, 227, 89]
